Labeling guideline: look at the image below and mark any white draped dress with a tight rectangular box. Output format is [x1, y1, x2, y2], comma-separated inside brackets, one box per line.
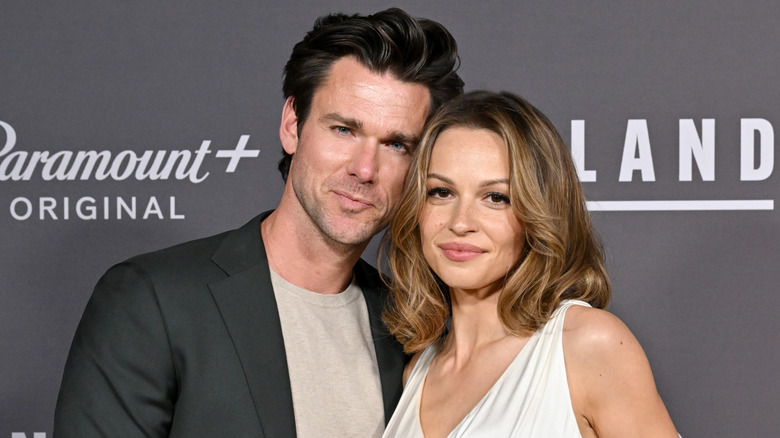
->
[382, 300, 588, 438]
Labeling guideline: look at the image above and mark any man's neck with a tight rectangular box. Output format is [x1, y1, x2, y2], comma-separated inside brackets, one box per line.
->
[260, 203, 367, 295]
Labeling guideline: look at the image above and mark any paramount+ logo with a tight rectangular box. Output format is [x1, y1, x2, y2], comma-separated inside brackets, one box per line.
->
[0, 120, 261, 221]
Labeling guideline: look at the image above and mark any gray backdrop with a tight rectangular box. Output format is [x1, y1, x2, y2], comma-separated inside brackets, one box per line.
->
[2, 1, 778, 436]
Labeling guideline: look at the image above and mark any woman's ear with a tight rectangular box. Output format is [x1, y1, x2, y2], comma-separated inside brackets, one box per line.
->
[280, 97, 299, 155]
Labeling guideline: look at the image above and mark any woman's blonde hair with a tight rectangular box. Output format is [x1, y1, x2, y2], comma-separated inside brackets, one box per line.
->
[382, 91, 611, 353]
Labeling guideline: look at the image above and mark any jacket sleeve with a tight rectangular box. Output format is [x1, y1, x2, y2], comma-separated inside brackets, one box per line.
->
[54, 262, 177, 437]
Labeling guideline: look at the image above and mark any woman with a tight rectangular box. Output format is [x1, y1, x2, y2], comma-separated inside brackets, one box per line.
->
[381, 91, 678, 437]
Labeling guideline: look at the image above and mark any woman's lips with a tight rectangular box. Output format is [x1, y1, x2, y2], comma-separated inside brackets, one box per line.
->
[438, 242, 485, 261]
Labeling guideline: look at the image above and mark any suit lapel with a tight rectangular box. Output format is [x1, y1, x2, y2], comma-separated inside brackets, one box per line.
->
[207, 212, 406, 433]
[208, 212, 297, 437]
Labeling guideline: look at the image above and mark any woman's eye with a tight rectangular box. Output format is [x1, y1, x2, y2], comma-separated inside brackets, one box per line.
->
[427, 187, 451, 198]
[487, 192, 511, 204]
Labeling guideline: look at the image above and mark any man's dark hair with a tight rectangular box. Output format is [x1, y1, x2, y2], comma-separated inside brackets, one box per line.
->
[278, 7, 464, 179]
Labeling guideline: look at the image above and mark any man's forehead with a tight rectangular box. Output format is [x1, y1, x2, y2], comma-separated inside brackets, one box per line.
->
[312, 58, 431, 134]
[321, 58, 430, 104]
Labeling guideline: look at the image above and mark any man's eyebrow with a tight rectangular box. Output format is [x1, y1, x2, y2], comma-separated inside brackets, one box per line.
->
[320, 113, 419, 146]
[385, 130, 419, 146]
[320, 113, 362, 129]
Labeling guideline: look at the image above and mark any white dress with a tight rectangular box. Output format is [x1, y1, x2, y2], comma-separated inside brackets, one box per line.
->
[382, 300, 588, 438]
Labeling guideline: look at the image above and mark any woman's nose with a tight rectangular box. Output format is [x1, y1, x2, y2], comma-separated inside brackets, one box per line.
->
[448, 201, 477, 235]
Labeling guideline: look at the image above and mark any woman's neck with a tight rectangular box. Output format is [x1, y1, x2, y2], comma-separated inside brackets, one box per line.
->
[444, 286, 512, 362]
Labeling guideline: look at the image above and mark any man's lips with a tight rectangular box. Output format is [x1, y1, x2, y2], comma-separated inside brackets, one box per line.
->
[438, 242, 486, 261]
[333, 190, 374, 210]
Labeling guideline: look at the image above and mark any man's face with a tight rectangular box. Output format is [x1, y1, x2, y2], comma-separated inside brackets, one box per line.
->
[281, 57, 431, 246]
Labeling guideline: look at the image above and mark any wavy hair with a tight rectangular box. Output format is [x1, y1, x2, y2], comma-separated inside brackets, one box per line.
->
[382, 91, 611, 353]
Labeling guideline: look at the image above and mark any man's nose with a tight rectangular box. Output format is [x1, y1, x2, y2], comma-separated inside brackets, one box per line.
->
[347, 140, 379, 183]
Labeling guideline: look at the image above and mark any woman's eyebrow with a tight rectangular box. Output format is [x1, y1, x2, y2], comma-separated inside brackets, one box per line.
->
[481, 178, 509, 188]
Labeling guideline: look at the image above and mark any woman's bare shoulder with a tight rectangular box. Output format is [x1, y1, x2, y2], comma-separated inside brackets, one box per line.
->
[562, 304, 678, 437]
[562, 305, 641, 360]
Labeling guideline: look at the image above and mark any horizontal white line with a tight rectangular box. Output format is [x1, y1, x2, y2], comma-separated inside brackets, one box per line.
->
[586, 200, 774, 211]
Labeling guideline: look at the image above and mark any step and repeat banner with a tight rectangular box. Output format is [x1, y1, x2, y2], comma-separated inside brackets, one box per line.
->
[2, 1, 778, 436]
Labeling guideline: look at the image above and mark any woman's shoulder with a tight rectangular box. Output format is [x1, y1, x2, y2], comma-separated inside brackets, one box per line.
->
[561, 304, 645, 366]
[561, 305, 679, 436]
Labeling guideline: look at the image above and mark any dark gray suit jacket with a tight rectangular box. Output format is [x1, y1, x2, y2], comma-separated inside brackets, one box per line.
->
[54, 211, 406, 437]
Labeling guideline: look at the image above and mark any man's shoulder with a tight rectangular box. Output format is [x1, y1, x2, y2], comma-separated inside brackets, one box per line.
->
[111, 212, 268, 286]
[125, 228, 230, 271]
[91, 230, 231, 303]
[127, 212, 268, 271]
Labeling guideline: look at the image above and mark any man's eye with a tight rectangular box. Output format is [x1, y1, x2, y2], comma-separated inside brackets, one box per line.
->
[389, 142, 408, 152]
[334, 126, 351, 135]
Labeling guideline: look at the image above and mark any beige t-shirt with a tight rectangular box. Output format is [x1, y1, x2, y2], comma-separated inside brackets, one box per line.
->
[270, 269, 385, 438]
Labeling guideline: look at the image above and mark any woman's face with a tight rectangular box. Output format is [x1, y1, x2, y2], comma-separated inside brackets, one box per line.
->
[420, 126, 525, 296]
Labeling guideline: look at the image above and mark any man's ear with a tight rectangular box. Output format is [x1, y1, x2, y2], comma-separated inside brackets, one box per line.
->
[280, 97, 299, 155]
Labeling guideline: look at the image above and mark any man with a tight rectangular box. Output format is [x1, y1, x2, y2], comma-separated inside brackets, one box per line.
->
[53, 8, 463, 437]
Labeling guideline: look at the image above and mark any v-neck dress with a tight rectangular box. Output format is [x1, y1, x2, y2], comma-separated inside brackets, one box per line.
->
[382, 300, 588, 438]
